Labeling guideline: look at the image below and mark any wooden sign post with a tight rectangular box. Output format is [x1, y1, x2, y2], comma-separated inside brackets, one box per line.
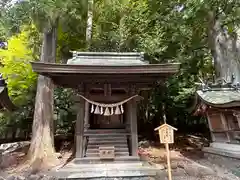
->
[155, 124, 177, 180]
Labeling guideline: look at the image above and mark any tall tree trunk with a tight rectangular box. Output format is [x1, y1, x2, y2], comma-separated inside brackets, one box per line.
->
[119, 17, 124, 52]
[118, 0, 129, 51]
[86, 0, 94, 49]
[208, 11, 240, 83]
[28, 26, 58, 168]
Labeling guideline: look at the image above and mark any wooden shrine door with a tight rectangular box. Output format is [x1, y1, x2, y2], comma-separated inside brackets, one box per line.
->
[93, 114, 124, 129]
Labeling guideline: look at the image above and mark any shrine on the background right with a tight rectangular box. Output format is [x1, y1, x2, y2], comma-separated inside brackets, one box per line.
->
[193, 80, 240, 158]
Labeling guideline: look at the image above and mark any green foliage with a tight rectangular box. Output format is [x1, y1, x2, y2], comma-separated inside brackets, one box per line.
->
[0, 0, 239, 138]
[0, 26, 37, 137]
[0, 26, 38, 105]
[89, 0, 214, 131]
[54, 88, 76, 135]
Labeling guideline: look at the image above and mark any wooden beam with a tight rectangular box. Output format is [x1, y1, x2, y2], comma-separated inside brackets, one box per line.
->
[88, 94, 143, 102]
[128, 84, 138, 156]
[52, 74, 165, 84]
[84, 101, 90, 131]
[220, 112, 231, 143]
[85, 83, 155, 90]
[103, 84, 111, 96]
[237, 118, 240, 130]
[75, 84, 85, 158]
[31, 62, 180, 74]
[233, 112, 240, 129]
[53, 77, 161, 91]
[212, 130, 240, 133]
[75, 98, 84, 158]
[108, 84, 112, 96]
[128, 100, 138, 156]
[206, 112, 216, 142]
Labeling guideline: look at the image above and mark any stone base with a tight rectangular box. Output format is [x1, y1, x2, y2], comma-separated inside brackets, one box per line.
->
[49, 160, 159, 179]
[203, 142, 240, 159]
[73, 156, 140, 164]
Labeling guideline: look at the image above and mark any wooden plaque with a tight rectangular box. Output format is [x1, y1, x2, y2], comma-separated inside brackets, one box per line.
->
[159, 126, 174, 144]
[99, 146, 115, 160]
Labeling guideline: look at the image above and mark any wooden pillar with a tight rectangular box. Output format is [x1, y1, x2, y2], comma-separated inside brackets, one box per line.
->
[237, 117, 240, 129]
[125, 103, 130, 132]
[84, 101, 90, 131]
[220, 112, 230, 142]
[128, 84, 138, 156]
[126, 102, 131, 151]
[233, 112, 240, 129]
[206, 112, 216, 142]
[75, 86, 85, 158]
[129, 99, 138, 156]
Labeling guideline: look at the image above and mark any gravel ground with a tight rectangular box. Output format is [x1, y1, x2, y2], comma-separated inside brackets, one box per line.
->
[183, 153, 240, 180]
[162, 176, 230, 180]
[0, 146, 239, 180]
[139, 146, 240, 180]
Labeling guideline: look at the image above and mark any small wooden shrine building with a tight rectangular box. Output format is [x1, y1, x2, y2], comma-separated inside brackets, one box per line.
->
[31, 52, 179, 163]
[193, 80, 240, 158]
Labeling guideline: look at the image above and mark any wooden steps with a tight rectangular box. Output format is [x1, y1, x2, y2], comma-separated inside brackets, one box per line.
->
[84, 129, 130, 136]
[85, 129, 127, 133]
[88, 140, 127, 145]
[89, 136, 127, 141]
[87, 144, 128, 149]
[85, 129, 130, 160]
[87, 147, 128, 153]
[86, 152, 129, 157]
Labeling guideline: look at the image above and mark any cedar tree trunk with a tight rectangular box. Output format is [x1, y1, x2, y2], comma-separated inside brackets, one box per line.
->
[28, 27, 58, 167]
[208, 11, 240, 83]
[86, 0, 94, 49]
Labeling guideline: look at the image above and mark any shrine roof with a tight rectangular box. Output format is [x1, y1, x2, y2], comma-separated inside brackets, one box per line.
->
[197, 90, 240, 107]
[195, 81, 240, 108]
[67, 51, 148, 66]
[154, 123, 177, 131]
[31, 51, 180, 88]
[31, 62, 179, 74]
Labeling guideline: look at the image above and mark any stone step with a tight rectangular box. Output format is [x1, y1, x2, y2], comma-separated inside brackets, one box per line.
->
[89, 136, 127, 141]
[88, 140, 127, 144]
[85, 129, 129, 137]
[86, 147, 129, 153]
[87, 144, 128, 149]
[52, 162, 158, 179]
[86, 129, 127, 133]
[61, 162, 143, 169]
[203, 147, 240, 159]
[88, 140, 127, 145]
[85, 133, 130, 137]
[86, 151, 129, 157]
[73, 156, 140, 164]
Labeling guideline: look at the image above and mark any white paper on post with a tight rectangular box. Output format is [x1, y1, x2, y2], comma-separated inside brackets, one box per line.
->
[159, 126, 174, 144]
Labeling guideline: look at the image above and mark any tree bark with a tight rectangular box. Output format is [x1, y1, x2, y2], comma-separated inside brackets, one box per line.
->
[208, 11, 240, 83]
[27, 27, 58, 168]
[86, 0, 94, 49]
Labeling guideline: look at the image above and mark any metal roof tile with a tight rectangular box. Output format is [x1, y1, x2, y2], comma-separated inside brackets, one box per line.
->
[67, 51, 148, 66]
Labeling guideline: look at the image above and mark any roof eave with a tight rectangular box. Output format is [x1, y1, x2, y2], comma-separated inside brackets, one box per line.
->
[31, 62, 180, 75]
[195, 92, 240, 108]
[199, 100, 240, 108]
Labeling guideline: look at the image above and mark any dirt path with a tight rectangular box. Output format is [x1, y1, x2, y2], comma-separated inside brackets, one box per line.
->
[139, 146, 240, 180]
[0, 140, 239, 180]
[194, 154, 240, 180]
